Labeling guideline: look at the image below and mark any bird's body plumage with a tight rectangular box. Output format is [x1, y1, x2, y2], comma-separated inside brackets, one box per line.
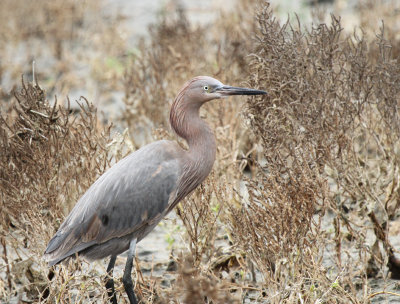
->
[45, 140, 183, 265]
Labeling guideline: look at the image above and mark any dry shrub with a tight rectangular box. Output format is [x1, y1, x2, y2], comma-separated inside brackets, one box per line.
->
[175, 255, 238, 304]
[224, 2, 400, 303]
[0, 79, 111, 227]
[175, 176, 222, 267]
[0, 79, 113, 301]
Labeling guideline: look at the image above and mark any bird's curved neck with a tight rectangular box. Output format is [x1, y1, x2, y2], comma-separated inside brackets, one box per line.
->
[170, 98, 216, 180]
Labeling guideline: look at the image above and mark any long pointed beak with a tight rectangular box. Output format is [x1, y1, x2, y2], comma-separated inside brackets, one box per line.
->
[215, 85, 267, 96]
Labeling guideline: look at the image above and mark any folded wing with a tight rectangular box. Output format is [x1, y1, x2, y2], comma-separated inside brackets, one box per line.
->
[44, 140, 182, 265]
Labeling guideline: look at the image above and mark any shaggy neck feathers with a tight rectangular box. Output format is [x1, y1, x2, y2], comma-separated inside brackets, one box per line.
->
[169, 86, 217, 199]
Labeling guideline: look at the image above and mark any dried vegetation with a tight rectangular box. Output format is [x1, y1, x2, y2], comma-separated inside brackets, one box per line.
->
[1, 0, 400, 303]
[0, 80, 114, 301]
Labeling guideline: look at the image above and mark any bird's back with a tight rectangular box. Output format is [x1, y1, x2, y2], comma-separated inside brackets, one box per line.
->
[44, 140, 183, 265]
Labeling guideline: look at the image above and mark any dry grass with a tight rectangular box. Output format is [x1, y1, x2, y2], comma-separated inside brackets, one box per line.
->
[0, 79, 115, 302]
[233, 2, 400, 302]
[1, 0, 400, 303]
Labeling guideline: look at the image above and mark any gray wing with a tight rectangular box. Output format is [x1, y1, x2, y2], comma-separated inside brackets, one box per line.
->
[44, 140, 182, 265]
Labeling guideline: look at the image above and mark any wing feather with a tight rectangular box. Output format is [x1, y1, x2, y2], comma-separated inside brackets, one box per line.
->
[44, 140, 182, 265]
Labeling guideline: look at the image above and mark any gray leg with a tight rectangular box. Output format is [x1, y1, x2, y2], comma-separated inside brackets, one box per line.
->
[105, 255, 117, 304]
[122, 239, 138, 304]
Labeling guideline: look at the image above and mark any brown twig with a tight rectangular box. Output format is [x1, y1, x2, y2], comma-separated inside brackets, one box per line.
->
[1, 236, 12, 291]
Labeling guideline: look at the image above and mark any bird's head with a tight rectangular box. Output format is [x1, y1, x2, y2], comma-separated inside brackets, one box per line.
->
[178, 76, 267, 106]
[170, 76, 267, 139]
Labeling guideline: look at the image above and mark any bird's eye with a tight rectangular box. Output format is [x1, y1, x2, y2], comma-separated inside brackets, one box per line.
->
[203, 85, 209, 91]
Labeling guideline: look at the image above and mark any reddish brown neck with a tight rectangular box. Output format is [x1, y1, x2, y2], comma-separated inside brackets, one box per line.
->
[169, 95, 217, 200]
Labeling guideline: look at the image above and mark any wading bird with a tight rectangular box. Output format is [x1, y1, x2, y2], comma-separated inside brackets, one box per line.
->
[44, 76, 266, 303]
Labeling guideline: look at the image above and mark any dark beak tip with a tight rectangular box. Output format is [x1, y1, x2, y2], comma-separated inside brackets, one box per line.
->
[258, 90, 268, 95]
[241, 89, 268, 96]
[218, 85, 268, 96]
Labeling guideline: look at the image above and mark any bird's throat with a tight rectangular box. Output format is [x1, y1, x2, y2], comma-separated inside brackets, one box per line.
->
[169, 101, 217, 202]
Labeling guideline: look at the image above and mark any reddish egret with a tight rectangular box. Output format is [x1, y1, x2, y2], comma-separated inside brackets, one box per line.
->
[44, 76, 266, 303]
